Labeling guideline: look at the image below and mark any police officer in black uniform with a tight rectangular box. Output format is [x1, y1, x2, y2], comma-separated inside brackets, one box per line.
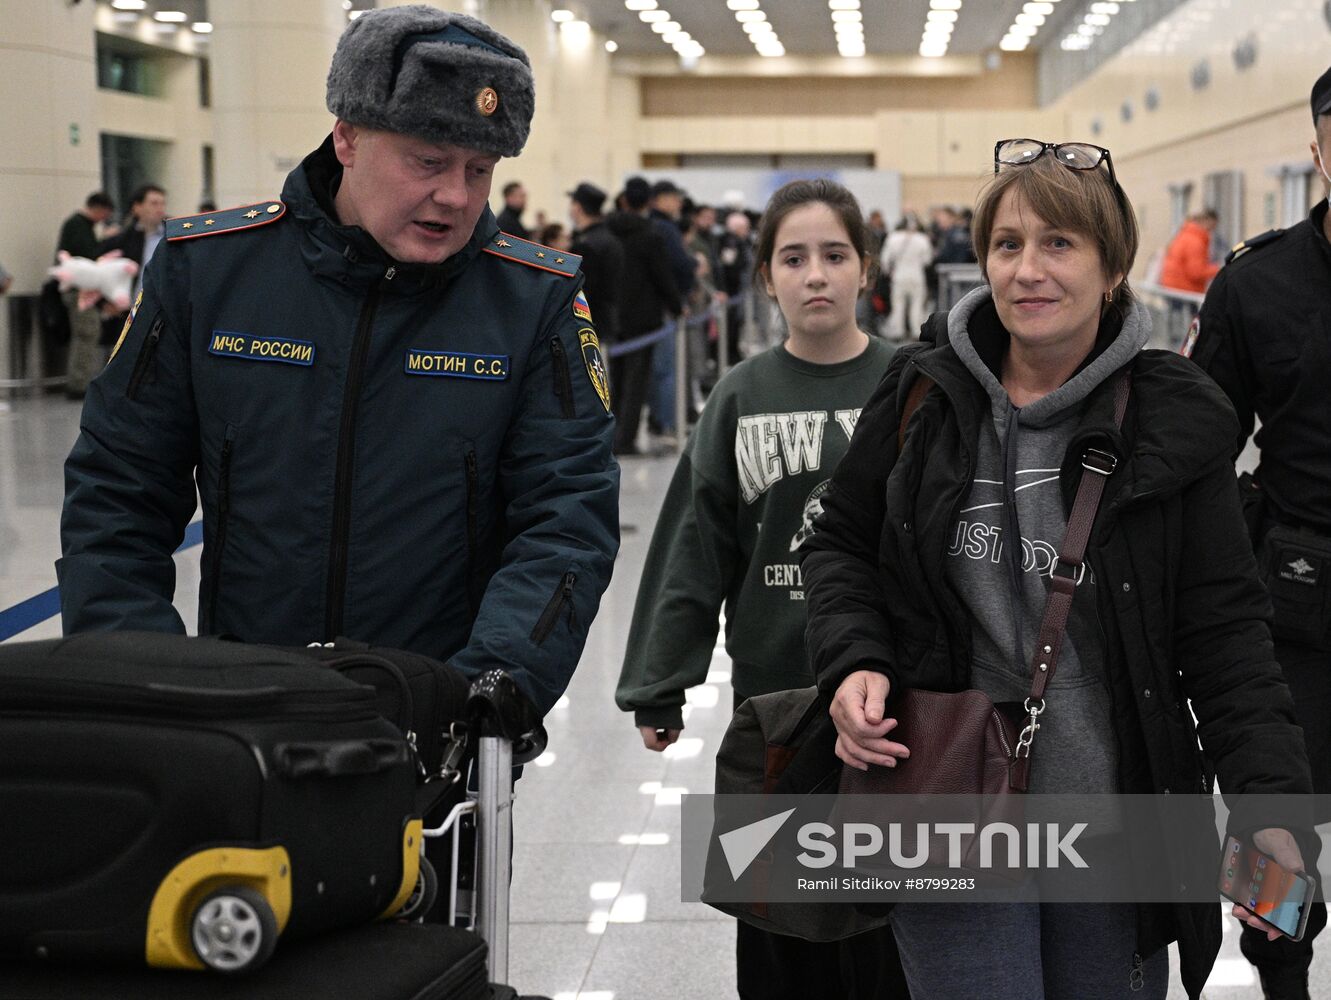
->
[1188, 66, 1331, 1000]
[58, 6, 619, 718]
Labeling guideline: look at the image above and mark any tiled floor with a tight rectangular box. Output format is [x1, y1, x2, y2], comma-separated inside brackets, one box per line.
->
[0, 392, 1322, 998]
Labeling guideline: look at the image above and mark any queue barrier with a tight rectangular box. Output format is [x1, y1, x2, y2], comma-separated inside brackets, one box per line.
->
[0, 522, 204, 643]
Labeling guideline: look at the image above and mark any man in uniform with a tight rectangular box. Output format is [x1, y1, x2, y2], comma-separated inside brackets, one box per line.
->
[1187, 65, 1331, 1000]
[58, 5, 619, 719]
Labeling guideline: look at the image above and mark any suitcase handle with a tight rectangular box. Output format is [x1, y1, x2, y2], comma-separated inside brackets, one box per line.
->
[274, 739, 408, 778]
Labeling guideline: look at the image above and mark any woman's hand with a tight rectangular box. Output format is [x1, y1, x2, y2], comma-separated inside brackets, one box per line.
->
[639, 725, 681, 752]
[831, 670, 911, 771]
[1230, 828, 1308, 941]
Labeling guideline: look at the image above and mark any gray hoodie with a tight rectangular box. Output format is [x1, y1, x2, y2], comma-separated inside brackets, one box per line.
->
[943, 286, 1150, 795]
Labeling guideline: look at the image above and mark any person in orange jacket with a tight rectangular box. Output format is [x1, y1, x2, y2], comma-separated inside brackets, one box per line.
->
[1160, 209, 1221, 293]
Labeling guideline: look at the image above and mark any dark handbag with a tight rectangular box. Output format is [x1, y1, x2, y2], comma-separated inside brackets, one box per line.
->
[840, 366, 1132, 802]
[705, 686, 890, 940]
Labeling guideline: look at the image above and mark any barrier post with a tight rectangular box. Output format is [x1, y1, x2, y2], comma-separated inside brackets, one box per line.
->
[742, 287, 756, 354]
[674, 317, 688, 454]
[717, 300, 729, 380]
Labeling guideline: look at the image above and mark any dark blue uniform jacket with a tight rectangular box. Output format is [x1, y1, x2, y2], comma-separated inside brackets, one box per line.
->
[58, 139, 620, 714]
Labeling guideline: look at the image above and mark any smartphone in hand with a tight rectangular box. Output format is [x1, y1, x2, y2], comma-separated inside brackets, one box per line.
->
[1218, 834, 1318, 941]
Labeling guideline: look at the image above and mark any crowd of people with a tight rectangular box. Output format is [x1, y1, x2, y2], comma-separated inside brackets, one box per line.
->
[490, 168, 985, 456]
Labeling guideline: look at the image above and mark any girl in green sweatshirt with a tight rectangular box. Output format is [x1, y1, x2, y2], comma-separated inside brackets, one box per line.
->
[615, 178, 906, 999]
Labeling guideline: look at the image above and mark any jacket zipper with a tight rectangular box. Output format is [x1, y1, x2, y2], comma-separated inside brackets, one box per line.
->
[531, 571, 578, 645]
[206, 430, 235, 633]
[550, 336, 576, 418]
[464, 449, 480, 615]
[126, 315, 165, 400]
[912, 360, 978, 679]
[325, 281, 384, 638]
[992, 709, 1014, 759]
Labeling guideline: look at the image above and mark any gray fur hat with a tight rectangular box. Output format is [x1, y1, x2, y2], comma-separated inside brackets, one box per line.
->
[326, 5, 533, 158]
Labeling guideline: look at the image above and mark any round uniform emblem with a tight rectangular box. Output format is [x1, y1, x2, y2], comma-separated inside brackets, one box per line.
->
[476, 87, 499, 117]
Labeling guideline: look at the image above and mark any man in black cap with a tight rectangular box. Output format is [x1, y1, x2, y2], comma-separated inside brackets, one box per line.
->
[1187, 65, 1331, 1000]
[647, 178, 696, 436]
[60, 6, 619, 723]
[569, 182, 624, 351]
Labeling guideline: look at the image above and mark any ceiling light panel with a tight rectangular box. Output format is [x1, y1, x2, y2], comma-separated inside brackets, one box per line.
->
[829, 0, 868, 57]
[632, 3, 705, 62]
[917, 0, 960, 58]
[1000, 0, 1065, 55]
[1060, 0, 1131, 53]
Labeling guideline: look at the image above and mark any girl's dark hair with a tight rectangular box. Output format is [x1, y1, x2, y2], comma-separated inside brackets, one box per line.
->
[753, 178, 871, 283]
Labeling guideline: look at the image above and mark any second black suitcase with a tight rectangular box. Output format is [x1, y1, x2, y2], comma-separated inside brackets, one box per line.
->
[0, 632, 427, 974]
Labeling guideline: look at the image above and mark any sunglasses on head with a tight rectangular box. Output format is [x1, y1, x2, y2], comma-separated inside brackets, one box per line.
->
[993, 138, 1118, 187]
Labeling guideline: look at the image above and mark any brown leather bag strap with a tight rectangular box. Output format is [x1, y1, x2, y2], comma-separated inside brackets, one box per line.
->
[1011, 366, 1131, 787]
[896, 372, 936, 453]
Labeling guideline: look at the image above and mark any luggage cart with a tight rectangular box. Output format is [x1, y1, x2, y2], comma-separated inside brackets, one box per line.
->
[422, 668, 547, 986]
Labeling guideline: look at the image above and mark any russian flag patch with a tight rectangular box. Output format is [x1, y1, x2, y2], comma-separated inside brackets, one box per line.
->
[573, 290, 593, 323]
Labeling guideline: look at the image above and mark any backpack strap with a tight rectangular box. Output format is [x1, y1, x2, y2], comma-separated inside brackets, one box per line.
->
[896, 372, 936, 453]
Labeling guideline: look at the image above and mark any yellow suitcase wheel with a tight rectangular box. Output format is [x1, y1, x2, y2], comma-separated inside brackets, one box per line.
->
[190, 885, 278, 973]
[395, 856, 438, 922]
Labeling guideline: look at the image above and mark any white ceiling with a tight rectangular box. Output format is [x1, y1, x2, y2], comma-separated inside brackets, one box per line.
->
[577, 0, 1081, 58]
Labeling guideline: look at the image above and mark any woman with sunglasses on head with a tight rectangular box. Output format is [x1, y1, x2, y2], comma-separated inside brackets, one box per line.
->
[800, 140, 1312, 999]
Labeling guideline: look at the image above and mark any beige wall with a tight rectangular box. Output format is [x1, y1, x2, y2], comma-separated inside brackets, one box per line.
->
[96, 60, 215, 216]
[0, 0, 99, 292]
[640, 56, 1038, 116]
[1046, 0, 1328, 278]
[483, 0, 637, 232]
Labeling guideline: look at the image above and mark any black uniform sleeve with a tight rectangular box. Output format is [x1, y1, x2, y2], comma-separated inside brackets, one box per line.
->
[451, 276, 620, 713]
[800, 351, 914, 696]
[57, 248, 200, 634]
[1173, 459, 1311, 797]
[1191, 268, 1258, 457]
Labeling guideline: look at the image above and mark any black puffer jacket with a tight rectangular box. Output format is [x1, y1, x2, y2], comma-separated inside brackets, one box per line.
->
[801, 312, 1311, 998]
[605, 210, 681, 338]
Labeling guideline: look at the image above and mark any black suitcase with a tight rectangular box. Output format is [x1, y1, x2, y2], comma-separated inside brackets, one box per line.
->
[290, 639, 473, 784]
[0, 633, 427, 975]
[0, 921, 492, 1000]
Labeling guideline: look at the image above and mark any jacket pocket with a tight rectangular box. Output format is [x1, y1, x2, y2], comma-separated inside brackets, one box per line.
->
[1259, 524, 1331, 649]
[550, 336, 576, 419]
[531, 571, 578, 645]
[204, 425, 236, 633]
[126, 314, 165, 400]
[464, 447, 480, 616]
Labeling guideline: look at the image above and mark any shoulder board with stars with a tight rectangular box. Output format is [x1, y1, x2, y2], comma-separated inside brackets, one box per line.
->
[483, 232, 581, 277]
[166, 201, 287, 242]
[1224, 227, 1286, 266]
